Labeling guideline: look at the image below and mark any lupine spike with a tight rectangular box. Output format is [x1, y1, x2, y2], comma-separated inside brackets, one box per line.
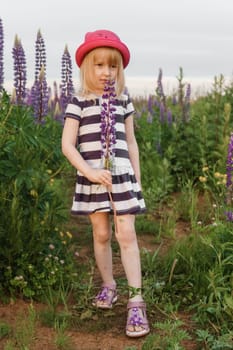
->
[184, 83, 191, 121]
[0, 17, 4, 90]
[60, 45, 74, 114]
[30, 31, 49, 121]
[35, 29, 47, 81]
[31, 64, 49, 121]
[12, 34, 27, 104]
[100, 80, 117, 169]
[156, 68, 165, 101]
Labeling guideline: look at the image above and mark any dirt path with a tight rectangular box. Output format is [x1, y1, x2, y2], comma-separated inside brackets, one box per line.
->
[0, 219, 198, 349]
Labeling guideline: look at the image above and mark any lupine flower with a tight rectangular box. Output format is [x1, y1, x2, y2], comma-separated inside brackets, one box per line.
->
[156, 68, 165, 100]
[12, 35, 27, 104]
[0, 18, 4, 89]
[172, 95, 177, 105]
[159, 102, 165, 123]
[34, 30, 46, 81]
[184, 83, 191, 121]
[31, 64, 49, 121]
[30, 30, 49, 121]
[100, 80, 117, 170]
[167, 109, 173, 125]
[60, 45, 74, 113]
[147, 94, 154, 115]
[147, 113, 153, 124]
[225, 211, 233, 222]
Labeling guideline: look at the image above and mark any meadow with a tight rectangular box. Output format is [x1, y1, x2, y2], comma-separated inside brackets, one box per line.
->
[0, 17, 233, 349]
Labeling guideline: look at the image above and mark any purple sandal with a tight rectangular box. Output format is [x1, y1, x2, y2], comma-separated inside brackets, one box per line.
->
[126, 301, 150, 338]
[92, 284, 117, 309]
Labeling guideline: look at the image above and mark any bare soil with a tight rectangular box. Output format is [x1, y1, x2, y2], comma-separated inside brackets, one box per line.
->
[0, 217, 199, 350]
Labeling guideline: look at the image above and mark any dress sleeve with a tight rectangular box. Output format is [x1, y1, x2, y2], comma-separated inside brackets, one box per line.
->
[124, 94, 135, 119]
[64, 96, 82, 122]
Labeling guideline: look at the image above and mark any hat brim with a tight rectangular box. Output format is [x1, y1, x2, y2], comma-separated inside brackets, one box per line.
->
[75, 39, 130, 68]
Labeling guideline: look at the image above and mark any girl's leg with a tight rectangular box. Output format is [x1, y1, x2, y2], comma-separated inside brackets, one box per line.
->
[115, 214, 150, 337]
[89, 212, 116, 307]
[115, 214, 142, 301]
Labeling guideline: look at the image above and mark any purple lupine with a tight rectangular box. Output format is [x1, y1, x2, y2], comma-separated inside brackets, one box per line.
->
[147, 94, 154, 115]
[31, 65, 49, 121]
[12, 35, 27, 104]
[100, 80, 117, 170]
[172, 95, 177, 105]
[156, 68, 165, 100]
[225, 211, 233, 222]
[31, 30, 49, 121]
[184, 83, 191, 121]
[167, 109, 173, 125]
[34, 30, 46, 81]
[147, 113, 153, 124]
[60, 45, 74, 113]
[159, 102, 165, 123]
[0, 18, 4, 89]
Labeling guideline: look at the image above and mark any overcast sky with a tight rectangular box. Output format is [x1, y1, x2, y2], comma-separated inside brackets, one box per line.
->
[1, 0, 233, 94]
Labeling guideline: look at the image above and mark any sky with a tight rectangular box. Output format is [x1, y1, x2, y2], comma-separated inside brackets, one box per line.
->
[1, 0, 233, 95]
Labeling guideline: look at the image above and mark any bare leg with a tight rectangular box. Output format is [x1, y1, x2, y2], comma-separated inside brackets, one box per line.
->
[115, 215, 143, 301]
[89, 212, 116, 307]
[115, 214, 149, 336]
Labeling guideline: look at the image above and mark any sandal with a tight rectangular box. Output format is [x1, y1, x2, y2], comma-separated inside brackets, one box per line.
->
[92, 284, 117, 309]
[126, 301, 150, 338]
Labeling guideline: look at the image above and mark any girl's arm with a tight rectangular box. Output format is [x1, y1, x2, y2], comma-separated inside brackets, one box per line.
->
[125, 114, 142, 188]
[61, 118, 112, 185]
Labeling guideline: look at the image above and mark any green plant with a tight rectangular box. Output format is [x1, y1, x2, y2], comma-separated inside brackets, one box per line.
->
[0, 321, 11, 338]
[13, 303, 36, 349]
[54, 318, 74, 350]
[139, 319, 191, 350]
[3, 340, 16, 350]
[196, 328, 233, 349]
[0, 91, 78, 299]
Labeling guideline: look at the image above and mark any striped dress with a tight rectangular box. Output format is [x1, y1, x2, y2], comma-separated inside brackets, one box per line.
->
[64, 93, 146, 216]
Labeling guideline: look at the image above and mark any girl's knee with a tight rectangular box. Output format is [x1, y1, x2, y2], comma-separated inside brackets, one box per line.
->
[94, 229, 111, 244]
[115, 226, 137, 247]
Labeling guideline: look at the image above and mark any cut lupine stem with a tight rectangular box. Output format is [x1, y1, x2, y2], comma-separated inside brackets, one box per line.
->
[101, 80, 118, 231]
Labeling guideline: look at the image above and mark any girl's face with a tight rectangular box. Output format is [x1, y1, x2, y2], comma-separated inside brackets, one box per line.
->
[92, 49, 118, 94]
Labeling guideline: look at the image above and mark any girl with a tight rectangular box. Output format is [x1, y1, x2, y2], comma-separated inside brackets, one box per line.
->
[61, 29, 150, 338]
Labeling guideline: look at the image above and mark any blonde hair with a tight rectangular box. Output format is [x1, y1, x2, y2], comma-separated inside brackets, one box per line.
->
[79, 47, 125, 97]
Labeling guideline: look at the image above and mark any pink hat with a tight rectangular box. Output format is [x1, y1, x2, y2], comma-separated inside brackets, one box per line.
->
[75, 29, 130, 68]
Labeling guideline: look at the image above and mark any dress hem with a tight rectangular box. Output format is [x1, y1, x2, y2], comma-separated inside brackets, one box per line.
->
[71, 207, 147, 216]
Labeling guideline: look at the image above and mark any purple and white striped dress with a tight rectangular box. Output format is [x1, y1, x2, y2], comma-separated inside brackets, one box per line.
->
[64, 93, 146, 216]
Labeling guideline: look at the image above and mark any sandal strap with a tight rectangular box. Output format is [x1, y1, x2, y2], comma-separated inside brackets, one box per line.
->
[94, 284, 117, 303]
[127, 301, 146, 310]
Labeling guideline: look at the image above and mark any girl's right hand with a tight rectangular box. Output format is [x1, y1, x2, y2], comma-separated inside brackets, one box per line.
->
[86, 168, 112, 186]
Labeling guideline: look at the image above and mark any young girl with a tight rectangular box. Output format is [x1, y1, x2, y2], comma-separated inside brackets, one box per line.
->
[61, 29, 150, 338]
